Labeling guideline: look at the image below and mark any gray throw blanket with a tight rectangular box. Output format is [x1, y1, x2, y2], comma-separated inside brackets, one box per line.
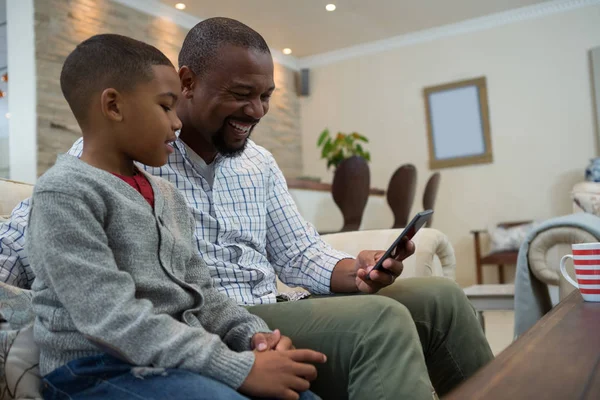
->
[514, 213, 600, 338]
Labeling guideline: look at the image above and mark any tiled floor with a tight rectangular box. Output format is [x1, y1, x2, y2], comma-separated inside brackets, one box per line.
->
[482, 310, 515, 355]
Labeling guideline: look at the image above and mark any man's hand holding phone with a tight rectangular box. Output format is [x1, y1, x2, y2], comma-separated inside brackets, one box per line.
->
[353, 210, 433, 293]
[354, 239, 415, 293]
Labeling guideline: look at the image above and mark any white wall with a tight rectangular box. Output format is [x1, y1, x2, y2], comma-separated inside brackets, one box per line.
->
[592, 46, 600, 151]
[0, 100, 8, 179]
[300, 5, 600, 286]
[6, 0, 36, 183]
[0, 0, 8, 177]
[0, 137, 7, 178]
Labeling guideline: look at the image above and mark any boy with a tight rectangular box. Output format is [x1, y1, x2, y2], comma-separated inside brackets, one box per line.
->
[26, 34, 324, 400]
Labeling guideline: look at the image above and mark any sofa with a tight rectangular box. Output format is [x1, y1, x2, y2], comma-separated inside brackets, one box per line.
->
[0, 177, 457, 399]
[513, 181, 600, 337]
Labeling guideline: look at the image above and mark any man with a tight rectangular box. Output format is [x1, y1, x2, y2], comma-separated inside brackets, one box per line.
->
[0, 17, 493, 399]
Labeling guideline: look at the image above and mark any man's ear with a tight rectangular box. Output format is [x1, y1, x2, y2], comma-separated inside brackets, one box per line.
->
[179, 66, 196, 99]
[100, 88, 123, 122]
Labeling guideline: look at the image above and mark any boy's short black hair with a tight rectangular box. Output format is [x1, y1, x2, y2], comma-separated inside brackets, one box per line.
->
[178, 17, 270, 76]
[60, 34, 174, 124]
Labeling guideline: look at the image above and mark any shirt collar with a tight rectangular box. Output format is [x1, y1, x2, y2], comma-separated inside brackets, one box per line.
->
[174, 138, 223, 166]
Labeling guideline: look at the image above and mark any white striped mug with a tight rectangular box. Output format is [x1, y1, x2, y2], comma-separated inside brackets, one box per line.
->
[560, 242, 600, 302]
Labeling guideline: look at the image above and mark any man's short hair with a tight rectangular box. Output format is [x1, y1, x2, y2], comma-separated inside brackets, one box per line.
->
[60, 34, 174, 124]
[178, 17, 271, 76]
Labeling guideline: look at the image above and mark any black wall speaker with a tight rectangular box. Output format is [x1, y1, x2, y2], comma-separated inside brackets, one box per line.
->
[296, 68, 310, 96]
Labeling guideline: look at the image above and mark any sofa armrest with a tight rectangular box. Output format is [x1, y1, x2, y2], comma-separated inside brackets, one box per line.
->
[528, 227, 597, 286]
[528, 226, 598, 301]
[413, 228, 456, 281]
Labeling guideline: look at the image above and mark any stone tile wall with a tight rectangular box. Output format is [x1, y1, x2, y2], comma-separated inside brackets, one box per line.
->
[34, 0, 302, 177]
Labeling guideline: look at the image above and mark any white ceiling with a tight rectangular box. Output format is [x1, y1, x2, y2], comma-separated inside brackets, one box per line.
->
[159, 0, 554, 58]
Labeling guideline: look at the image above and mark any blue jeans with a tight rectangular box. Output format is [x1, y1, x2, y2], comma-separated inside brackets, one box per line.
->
[43, 354, 321, 400]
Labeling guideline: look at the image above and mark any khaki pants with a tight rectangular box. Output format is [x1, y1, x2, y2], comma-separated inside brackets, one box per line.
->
[248, 277, 493, 400]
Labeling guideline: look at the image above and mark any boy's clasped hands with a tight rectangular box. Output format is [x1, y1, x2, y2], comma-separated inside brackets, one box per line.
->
[243, 329, 327, 400]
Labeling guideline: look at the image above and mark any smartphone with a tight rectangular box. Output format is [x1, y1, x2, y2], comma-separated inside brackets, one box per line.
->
[370, 210, 434, 275]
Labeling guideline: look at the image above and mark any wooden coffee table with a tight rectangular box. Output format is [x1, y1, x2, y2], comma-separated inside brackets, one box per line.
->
[445, 291, 600, 400]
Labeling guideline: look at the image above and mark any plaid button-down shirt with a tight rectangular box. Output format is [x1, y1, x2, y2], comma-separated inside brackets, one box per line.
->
[0, 138, 350, 304]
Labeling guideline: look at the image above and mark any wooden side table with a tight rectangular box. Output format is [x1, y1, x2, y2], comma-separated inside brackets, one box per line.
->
[463, 284, 515, 332]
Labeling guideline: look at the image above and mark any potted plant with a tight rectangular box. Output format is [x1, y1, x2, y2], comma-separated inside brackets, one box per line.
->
[317, 129, 371, 170]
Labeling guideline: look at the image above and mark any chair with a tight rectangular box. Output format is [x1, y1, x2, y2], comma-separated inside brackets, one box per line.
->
[471, 221, 532, 284]
[331, 156, 370, 232]
[386, 164, 417, 228]
[422, 172, 440, 227]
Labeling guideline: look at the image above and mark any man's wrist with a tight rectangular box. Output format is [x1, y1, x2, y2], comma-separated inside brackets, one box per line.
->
[330, 258, 359, 293]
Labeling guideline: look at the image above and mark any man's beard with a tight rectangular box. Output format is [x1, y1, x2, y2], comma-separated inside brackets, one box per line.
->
[211, 124, 254, 158]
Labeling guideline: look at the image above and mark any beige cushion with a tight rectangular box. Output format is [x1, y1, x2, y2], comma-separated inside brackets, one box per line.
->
[2, 326, 42, 400]
[0, 179, 34, 216]
[0, 282, 41, 399]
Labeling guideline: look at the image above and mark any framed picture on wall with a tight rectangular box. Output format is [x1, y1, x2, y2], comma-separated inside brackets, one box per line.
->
[423, 76, 493, 169]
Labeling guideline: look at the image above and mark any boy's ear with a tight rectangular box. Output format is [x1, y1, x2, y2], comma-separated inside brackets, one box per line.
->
[100, 88, 124, 122]
[179, 66, 196, 99]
